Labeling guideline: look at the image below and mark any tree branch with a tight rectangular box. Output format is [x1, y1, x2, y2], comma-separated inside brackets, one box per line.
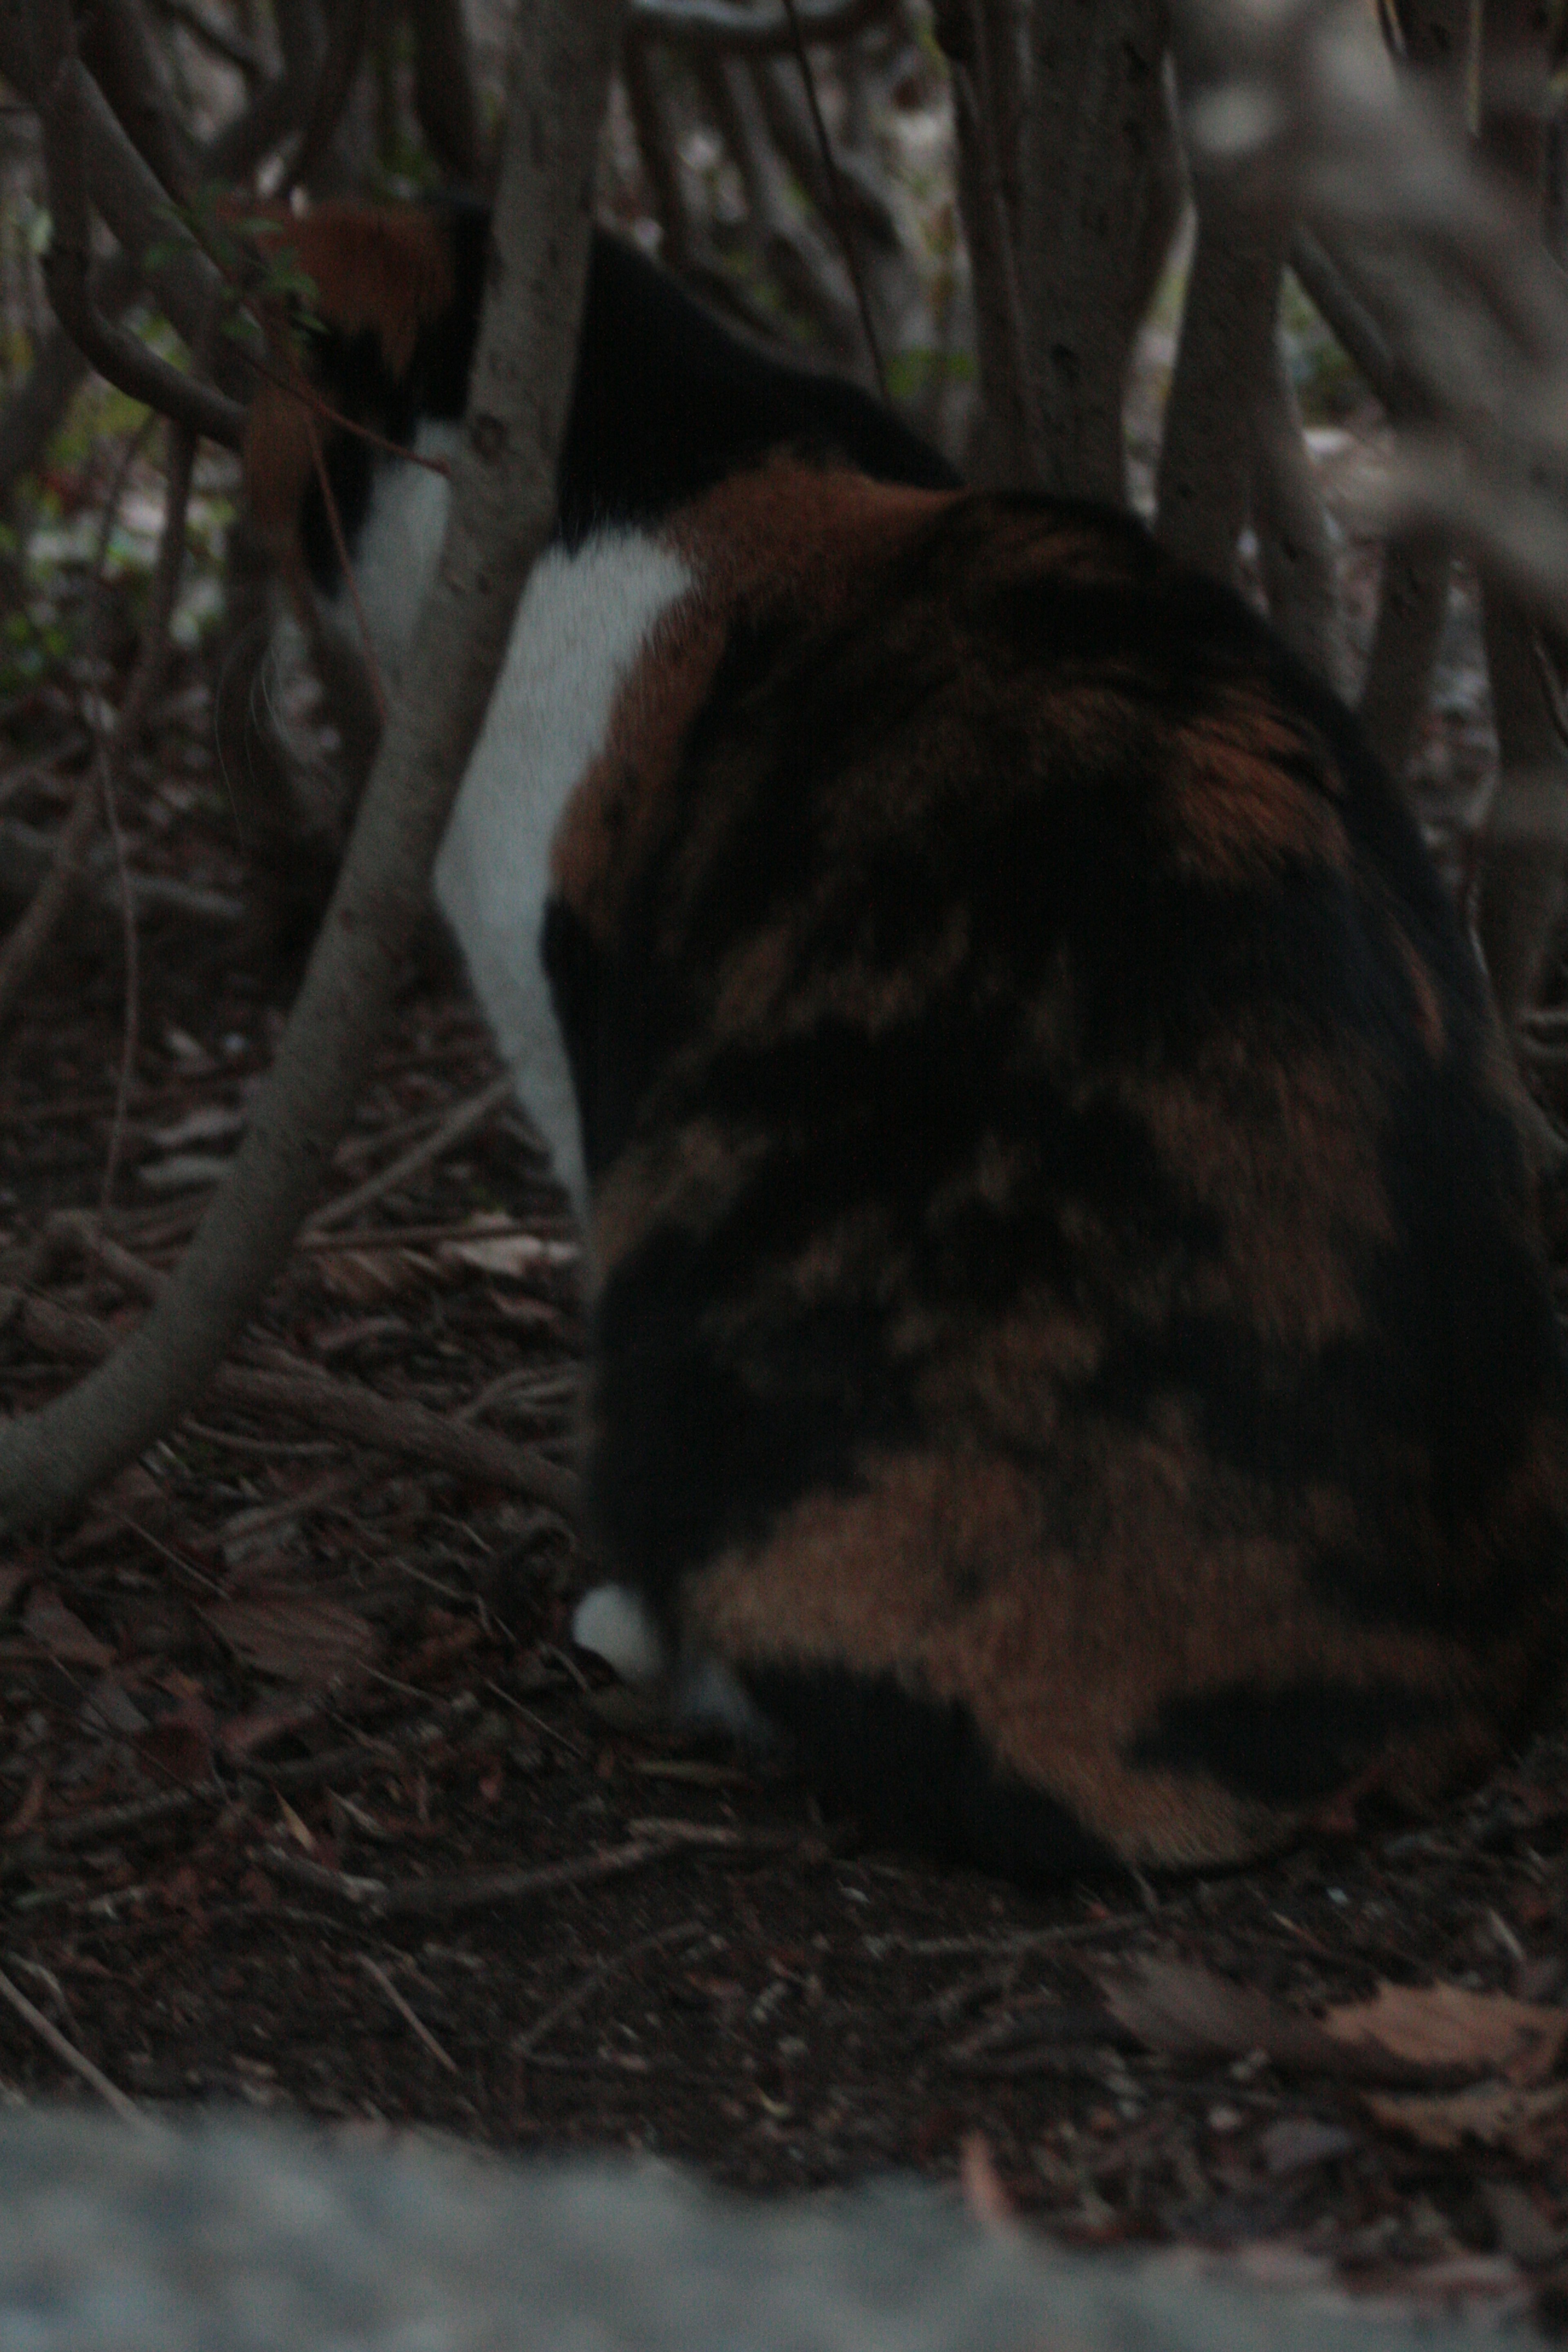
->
[0, 0, 250, 425]
[933, 0, 1039, 486]
[1156, 185, 1287, 578]
[626, 0, 886, 56]
[0, 0, 630, 1533]
[1251, 333, 1348, 691]
[1358, 524, 1452, 780]
[35, 17, 244, 450]
[280, 0, 372, 196]
[1471, 0, 1568, 1025]
[407, 0, 483, 184]
[1020, 0, 1173, 504]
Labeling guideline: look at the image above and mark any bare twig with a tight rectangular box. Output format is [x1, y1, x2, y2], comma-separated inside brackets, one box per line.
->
[76, 0, 199, 199]
[281, 0, 372, 195]
[1251, 333, 1350, 691]
[933, 0, 1040, 486]
[12, 1290, 581, 1512]
[407, 0, 483, 183]
[621, 36, 693, 270]
[93, 732, 140, 1221]
[92, 416, 196, 1217]
[1359, 523, 1453, 780]
[778, 0, 887, 396]
[358, 1953, 458, 2072]
[34, 0, 241, 447]
[307, 1073, 518, 1233]
[1021, 0, 1174, 504]
[1158, 12, 1289, 577]
[261, 1827, 769, 1918]
[512, 1920, 708, 2056]
[0, 1962, 150, 2127]
[627, 0, 886, 54]
[0, 779, 102, 1034]
[0, 410, 167, 1039]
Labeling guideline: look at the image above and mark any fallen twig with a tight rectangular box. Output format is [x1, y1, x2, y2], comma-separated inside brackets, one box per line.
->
[307, 1073, 518, 1233]
[0, 1962, 151, 2127]
[11, 1290, 579, 1513]
[512, 1919, 709, 2056]
[358, 1953, 458, 2073]
[261, 1823, 800, 1919]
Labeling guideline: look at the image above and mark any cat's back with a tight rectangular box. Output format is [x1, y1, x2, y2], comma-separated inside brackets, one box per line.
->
[461, 466, 1568, 1883]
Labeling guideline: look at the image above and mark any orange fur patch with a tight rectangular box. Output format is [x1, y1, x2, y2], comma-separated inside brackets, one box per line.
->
[1169, 686, 1350, 885]
[553, 466, 954, 944]
[238, 202, 455, 564]
[686, 1439, 1524, 1869]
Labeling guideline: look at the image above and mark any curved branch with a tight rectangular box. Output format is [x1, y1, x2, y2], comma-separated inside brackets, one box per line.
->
[35, 0, 244, 447]
[627, 0, 886, 55]
[0, 0, 630, 1534]
[281, 0, 372, 196]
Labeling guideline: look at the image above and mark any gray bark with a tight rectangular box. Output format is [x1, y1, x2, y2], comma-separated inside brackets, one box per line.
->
[1019, 0, 1172, 503]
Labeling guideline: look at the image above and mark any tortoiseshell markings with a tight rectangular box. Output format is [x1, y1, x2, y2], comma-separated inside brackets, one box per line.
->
[445, 461, 1568, 1881]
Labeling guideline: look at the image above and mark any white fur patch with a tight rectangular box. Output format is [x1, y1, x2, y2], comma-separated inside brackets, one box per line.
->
[573, 1583, 775, 1752]
[324, 419, 459, 688]
[572, 1584, 667, 1684]
[433, 532, 693, 1217]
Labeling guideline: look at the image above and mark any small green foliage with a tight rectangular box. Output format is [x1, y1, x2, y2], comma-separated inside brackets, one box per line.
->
[885, 347, 976, 403]
[146, 185, 327, 357]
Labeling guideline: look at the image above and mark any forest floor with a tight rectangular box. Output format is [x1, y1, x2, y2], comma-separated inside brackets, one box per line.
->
[2, 405, 1568, 2341]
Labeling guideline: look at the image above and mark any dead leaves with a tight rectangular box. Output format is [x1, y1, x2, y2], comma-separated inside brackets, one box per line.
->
[1366, 2083, 1568, 2154]
[1100, 1957, 1568, 2159]
[1324, 1982, 1568, 2088]
[1099, 1958, 1408, 2083]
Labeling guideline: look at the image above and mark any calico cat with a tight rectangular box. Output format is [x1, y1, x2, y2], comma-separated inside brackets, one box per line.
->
[241, 199, 959, 695]
[428, 458, 1568, 1884]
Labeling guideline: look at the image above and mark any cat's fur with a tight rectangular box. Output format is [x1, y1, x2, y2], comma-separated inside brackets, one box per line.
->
[434, 459, 1568, 1884]
[240, 207, 1568, 1884]
[240, 198, 959, 691]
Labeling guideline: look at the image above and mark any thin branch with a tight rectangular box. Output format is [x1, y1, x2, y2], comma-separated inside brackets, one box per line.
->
[76, 0, 200, 199]
[263, 1823, 804, 1919]
[147, 0, 264, 81]
[1157, 191, 1288, 577]
[0, 416, 158, 1038]
[621, 36, 694, 270]
[778, 0, 887, 396]
[1251, 333, 1350, 691]
[280, 0, 372, 196]
[0, 0, 630, 1535]
[32, 0, 243, 448]
[13, 1290, 581, 1511]
[407, 0, 483, 184]
[306, 1072, 515, 1232]
[94, 734, 141, 1221]
[933, 0, 1040, 485]
[0, 1964, 152, 2129]
[1021, 0, 1174, 504]
[1359, 524, 1452, 780]
[0, 780, 102, 1034]
[627, 0, 886, 55]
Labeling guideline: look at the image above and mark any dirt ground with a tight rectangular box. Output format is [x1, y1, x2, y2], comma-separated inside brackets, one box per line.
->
[3, 449, 1568, 2342]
